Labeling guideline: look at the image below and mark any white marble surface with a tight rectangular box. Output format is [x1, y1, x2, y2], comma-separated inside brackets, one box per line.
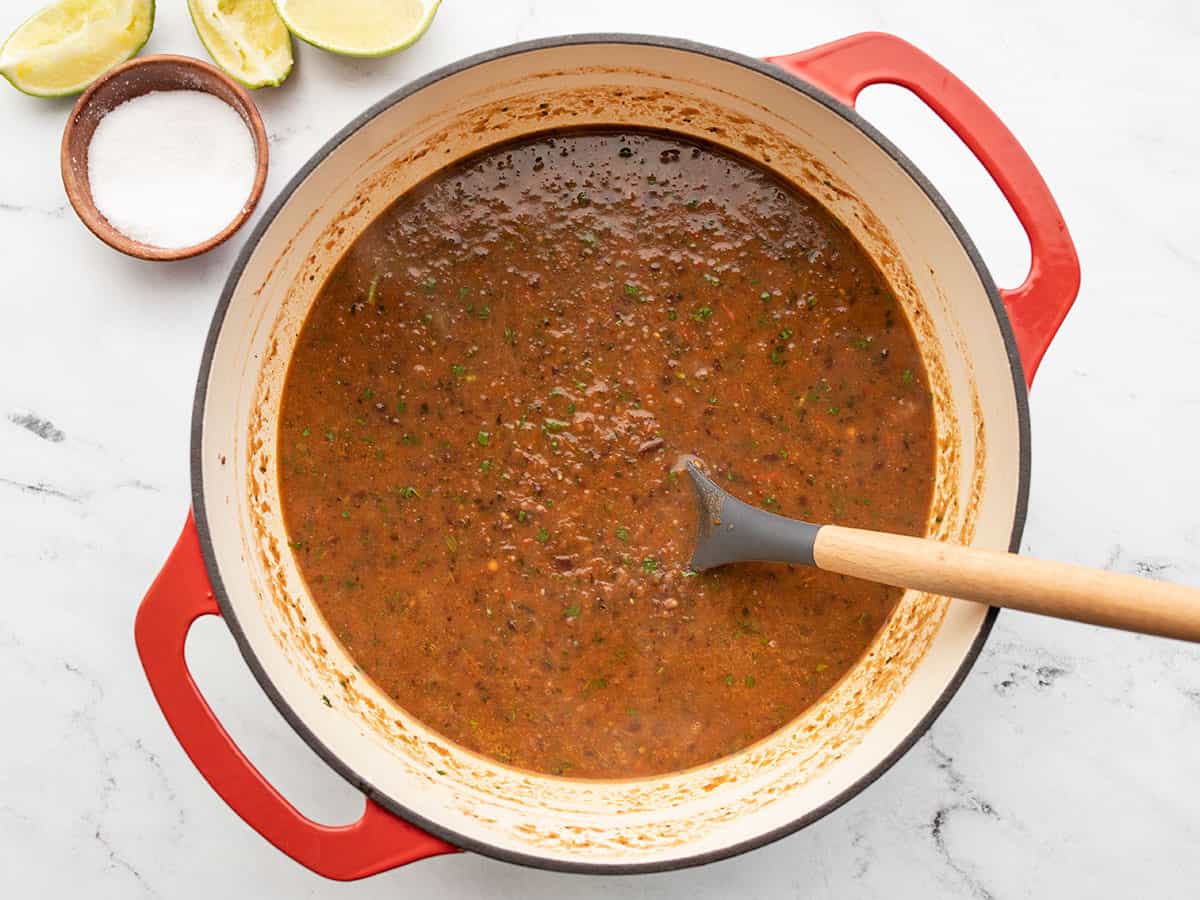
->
[2, 1, 1198, 896]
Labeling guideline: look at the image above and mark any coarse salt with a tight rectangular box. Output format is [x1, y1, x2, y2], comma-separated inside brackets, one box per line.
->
[88, 90, 256, 250]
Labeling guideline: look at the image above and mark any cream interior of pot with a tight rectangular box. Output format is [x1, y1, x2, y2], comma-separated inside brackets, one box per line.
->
[198, 41, 1022, 866]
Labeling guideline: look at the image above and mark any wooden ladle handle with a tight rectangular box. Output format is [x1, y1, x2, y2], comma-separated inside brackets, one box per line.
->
[683, 461, 1200, 642]
[814, 525, 1200, 642]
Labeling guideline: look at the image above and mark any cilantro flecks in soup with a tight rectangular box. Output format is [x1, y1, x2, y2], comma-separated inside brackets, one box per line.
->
[277, 130, 935, 779]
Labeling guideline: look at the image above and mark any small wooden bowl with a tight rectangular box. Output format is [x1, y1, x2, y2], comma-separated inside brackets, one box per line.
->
[61, 54, 270, 261]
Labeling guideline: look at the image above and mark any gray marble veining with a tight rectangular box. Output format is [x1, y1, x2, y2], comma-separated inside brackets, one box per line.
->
[1, 1, 1197, 897]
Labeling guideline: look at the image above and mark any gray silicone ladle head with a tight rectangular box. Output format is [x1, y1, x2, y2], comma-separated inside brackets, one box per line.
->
[684, 460, 822, 572]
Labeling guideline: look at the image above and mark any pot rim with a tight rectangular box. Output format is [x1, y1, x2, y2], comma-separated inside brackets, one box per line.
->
[190, 32, 1026, 875]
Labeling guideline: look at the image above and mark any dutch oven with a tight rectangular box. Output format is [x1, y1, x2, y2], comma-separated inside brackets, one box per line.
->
[136, 32, 1080, 878]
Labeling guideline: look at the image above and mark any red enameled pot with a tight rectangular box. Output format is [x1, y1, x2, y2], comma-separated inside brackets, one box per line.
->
[136, 33, 1079, 879]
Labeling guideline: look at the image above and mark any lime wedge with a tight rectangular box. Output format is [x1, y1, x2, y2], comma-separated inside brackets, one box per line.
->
[0, 0, 154, 97]
[273, 0, 440, 58]
[187, 0, 293, 89]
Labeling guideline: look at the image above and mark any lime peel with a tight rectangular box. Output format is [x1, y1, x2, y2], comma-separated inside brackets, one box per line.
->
[273, 0, 441, 58]
[0, 0, 155, 98]
[187, 0, 293, 89]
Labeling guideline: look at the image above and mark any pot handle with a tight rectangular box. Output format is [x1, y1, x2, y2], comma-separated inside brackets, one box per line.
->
[134, 512, 457, 880]
[767, 32, 1080, 385]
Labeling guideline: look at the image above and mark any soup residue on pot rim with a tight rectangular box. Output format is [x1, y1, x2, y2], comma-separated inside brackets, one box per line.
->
[276, 128, 936, 779]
